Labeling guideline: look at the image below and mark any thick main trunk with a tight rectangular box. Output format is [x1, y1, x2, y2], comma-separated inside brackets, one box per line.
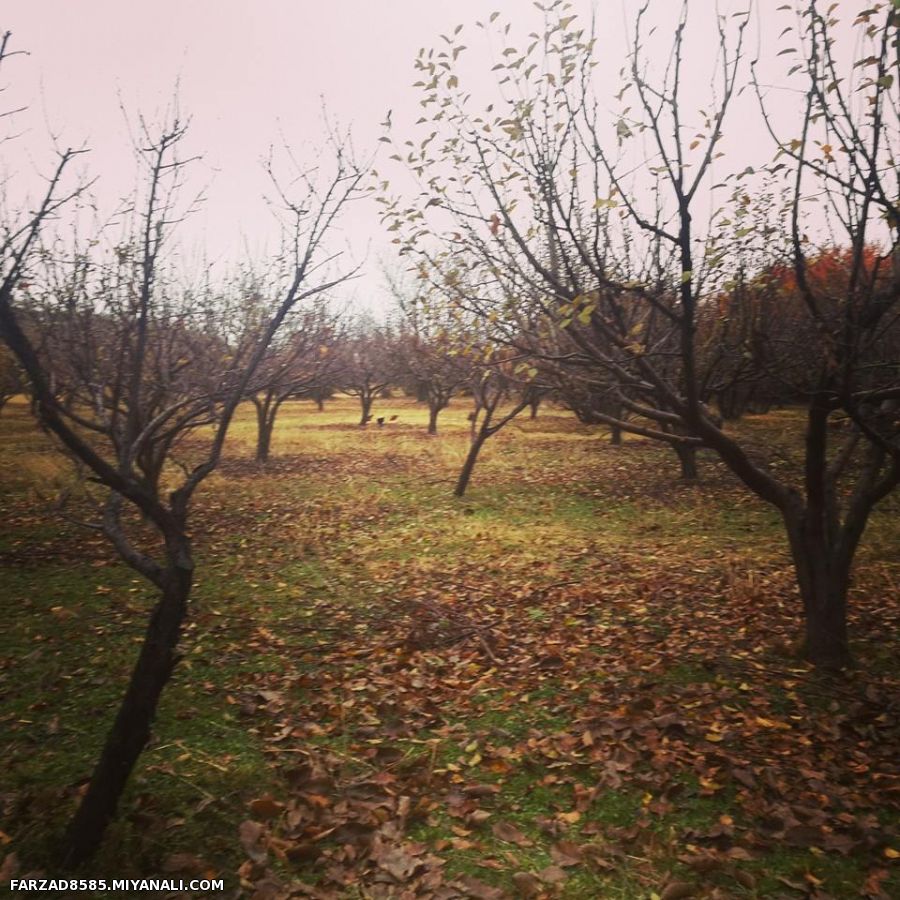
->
[804, 578, 850, 669]
[60, 551, 193, 866]
[717, 385, 754, 421]
[785, 515, 852, 669]
[455, 432, 487, 497]
[674, 443, 698, 480]
[256, 419, 274, 463]
[255, 397, 278, 464]
[427, 404, 440, 435]
[359, 395, 373, 426]
[610, 424, 622, 446]
[254, 398, 274, 463]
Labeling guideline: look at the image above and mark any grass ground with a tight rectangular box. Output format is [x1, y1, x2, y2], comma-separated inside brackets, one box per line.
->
[0, 396, 898, 899]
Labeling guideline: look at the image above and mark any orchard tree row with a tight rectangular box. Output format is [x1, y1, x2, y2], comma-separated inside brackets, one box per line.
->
[0, 0, 898, 867]
[376, 0, 900, 672]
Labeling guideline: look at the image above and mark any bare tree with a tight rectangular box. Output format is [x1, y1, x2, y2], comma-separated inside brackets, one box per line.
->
[455, 360, 532, 497]
[248, 300, 344, 462]
[340, 320, 398, 426]
[390, 280, 471, 434]
[383, 1, 900, 668]
[0, 48, 365, 858]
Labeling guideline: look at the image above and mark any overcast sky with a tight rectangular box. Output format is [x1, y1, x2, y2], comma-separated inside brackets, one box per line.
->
[1, 2, 832, 313]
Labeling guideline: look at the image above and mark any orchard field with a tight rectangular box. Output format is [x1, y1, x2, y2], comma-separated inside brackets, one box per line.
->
[1, 396, 898, 899]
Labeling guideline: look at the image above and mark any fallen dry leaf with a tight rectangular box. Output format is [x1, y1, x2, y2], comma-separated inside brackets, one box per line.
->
[492, 821, 533, 846]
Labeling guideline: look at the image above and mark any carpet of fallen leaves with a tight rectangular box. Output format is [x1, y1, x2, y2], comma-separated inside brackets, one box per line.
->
[1, 400, 899, 898]
[226, 531, 900, 898]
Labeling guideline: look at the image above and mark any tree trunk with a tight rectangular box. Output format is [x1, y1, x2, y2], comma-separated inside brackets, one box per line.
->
[148, 462, 164, 496]
[137, 436, 174, 497]
[427, 404, 440, 435]
[253, 396, 272, 463]
[455, 431, 487, 497]
[256, 417, 274, 463]
[138, 454, 165, 495]
[255, 397, 279, 464]
[359, 394, 372, 426]
[529, 398, 540, 419]
[803, 577, 850, 669]
[610, 424, 622, 445]
[675, 443, 698, 480]
[785, 514, 852, 669]
[60, 546, 193, 866]
[469, 404, 481, 441]
[316, 396, 325, 411]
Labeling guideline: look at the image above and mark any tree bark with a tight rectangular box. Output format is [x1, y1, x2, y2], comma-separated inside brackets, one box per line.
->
[253, 396, 272, 463]
[138, 452, 165, 495]
[785, 513, 852, 669]
[136, 433, 175, 496]
[427, 403, 440, 435]
[60, 541, 193, 866]
[469, 403, 482, 442]
[256, 417, 274, 463]
[675, 443, 698, 480]
[454, 431, 488, 497]
[254, 396, 278, 463]
[359, 394, 372, 426]
[610, 424, 622, 446]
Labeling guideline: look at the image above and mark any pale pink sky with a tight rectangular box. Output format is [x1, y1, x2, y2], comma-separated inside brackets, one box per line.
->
[1, 2, 829, 310]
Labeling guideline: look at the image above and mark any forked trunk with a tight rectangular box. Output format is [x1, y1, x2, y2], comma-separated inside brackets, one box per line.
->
[60, 543, 193, 866]
[138, 453, 166, 496]
[137, 436, 174, 496]
[255, 396, 284, 463]
[253, 397, 274, 463]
